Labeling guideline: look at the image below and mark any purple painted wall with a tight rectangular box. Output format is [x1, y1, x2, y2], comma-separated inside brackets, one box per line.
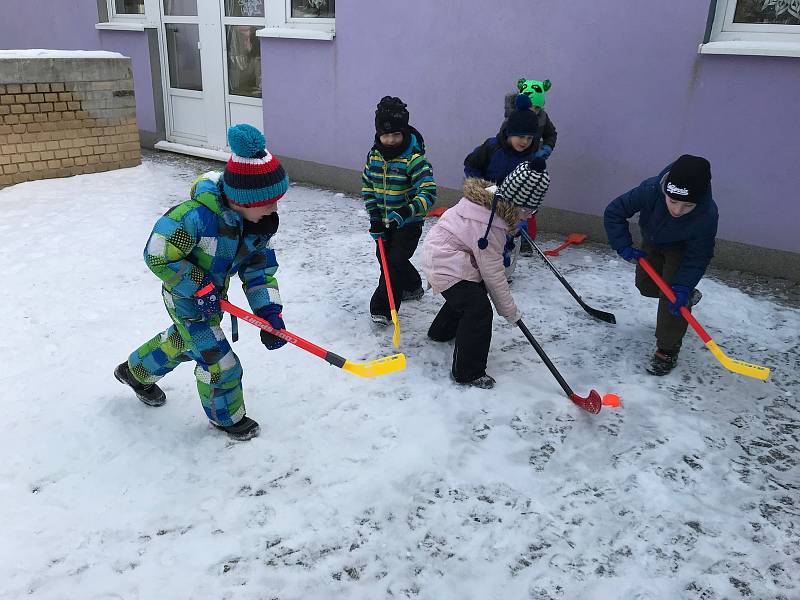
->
[262, 1, 800, 253]
[0, 0, 157, 134]
[0, 0, 101, 51]
[3, 1, 797, 252]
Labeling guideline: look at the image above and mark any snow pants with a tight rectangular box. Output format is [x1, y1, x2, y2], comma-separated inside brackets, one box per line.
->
[126, 299, 245, 426]
[428, 280, 493, 383]
[634, 243, 691, 354]
[370, 222, 423, 318]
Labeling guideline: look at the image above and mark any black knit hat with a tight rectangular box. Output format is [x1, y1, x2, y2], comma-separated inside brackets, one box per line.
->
[375, 96, 410, 134]
[665, 155, 711, 204]
[505, 94, 538, 138]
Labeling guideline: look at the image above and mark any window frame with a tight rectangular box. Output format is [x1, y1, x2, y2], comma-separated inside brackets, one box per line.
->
[708, 0, 800, 42]
[702, 0, 800, 56]
[262, 0, 335, 40]
[104, 0, 162, 26]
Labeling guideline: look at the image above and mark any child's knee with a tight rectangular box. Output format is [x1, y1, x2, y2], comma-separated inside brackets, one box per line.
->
[635, 278, 659, 298]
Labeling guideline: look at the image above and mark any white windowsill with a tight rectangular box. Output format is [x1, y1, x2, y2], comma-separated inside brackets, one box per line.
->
[155, 141, 228, 162]
[256, 27, 334, 41]
[698, 40, 800, 57]
[95, 22, 149, 31]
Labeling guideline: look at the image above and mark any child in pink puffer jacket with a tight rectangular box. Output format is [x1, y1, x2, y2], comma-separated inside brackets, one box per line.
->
[422, 159, 550, 389]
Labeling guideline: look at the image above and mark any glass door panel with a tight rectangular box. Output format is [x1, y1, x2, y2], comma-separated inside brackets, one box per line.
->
[224, 0, 265, 18]
[163, 0, 198, 16]
[165, 24, 203, 91]
[226, 25, 261, 98]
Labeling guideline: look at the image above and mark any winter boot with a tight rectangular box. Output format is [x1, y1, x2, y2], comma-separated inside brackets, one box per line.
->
[114, 362, 166, 407]
[646, 349, 679, 376]
[211, 416, 260, 441]
[370, 313, 390, 326]
[689, 288, 702, 308]
[402, 287, 424, 301]
[451, 371, 496, 389]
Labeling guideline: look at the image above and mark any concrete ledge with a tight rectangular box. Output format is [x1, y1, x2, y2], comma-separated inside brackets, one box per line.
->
[0, 57, 133, 84]
[219, 154, 800, 282]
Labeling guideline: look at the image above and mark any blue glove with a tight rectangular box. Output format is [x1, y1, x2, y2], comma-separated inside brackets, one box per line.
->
[534, 144, 553, 159]
[369, 220, 386, 240]
[617, 246, 646, 263]
[194, 282, 221, 318]
[668, 285, 690, 317]
[386, 205, 413, 229]
[502, 235, 516, 268]
[257, 307, 287, 350]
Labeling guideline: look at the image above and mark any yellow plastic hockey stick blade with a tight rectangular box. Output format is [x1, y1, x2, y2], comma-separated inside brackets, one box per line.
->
[706, 340, 771, 381]
[342, 352, 407, 378]
[390, 309, 401, 348]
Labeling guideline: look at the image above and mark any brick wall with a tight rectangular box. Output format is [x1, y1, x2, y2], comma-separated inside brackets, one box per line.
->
[0, 57, 141, 189]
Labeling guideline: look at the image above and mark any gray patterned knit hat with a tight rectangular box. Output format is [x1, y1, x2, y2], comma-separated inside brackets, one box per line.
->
[478, 159, 551, 249]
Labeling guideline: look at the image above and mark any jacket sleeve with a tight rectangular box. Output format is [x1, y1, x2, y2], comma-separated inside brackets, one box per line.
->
[238, 237, 282, 315]
[463, 139, 493, 179]
[672, 221, 718, 290]
[471, 227, 518, 319]
[603, 181, 651, 251]
[541, 113, 557, 149]
[143, 207, 208, 298]
[361, 154, 381, 221]
[407, 153, 437, 216]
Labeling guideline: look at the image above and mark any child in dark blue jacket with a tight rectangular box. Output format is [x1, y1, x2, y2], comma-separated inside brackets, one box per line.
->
[604, 155, 719, 375]
[464, 94, 541, 276]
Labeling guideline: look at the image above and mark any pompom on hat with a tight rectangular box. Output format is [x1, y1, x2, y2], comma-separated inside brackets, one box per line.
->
[223, 124, 288, 207]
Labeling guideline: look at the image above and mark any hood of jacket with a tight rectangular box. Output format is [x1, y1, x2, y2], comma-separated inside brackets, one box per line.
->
[190, 171, 243, 227]
[462, 177, 518, 234]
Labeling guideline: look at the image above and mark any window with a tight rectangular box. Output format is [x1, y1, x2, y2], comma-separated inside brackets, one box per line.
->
[290, 0, 334, 19]
[114, 0, 145, 15]
[704, 0, 800, 55]
[105, 0, 160, 24]
[262, 0, 335, 40]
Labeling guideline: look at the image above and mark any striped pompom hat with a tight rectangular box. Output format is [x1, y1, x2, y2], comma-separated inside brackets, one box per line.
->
[223, 124, 288, 207]
[477, 158, 551, 250]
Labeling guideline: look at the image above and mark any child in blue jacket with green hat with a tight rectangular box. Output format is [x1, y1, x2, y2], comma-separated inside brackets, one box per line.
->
[115, 124, 289, 441]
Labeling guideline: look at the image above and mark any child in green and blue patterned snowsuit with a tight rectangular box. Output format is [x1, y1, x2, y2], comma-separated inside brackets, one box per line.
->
[115, 124, 289, 441]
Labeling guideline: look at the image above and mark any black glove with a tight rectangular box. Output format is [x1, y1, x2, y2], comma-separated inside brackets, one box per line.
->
[386, 205, 413, 229]
[369, 220, 386, 240]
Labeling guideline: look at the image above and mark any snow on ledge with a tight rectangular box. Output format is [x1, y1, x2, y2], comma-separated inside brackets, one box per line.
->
[0, 49, 127, 59]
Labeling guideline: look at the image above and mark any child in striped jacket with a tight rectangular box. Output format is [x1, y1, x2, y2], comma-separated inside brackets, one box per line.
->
[362, 96, 437, 325]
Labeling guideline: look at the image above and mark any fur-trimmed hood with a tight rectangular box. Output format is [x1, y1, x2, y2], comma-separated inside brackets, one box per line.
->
[462, 177, 518, 234]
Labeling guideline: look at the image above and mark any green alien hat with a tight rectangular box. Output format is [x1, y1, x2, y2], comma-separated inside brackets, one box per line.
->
[516, 78, 552, 108]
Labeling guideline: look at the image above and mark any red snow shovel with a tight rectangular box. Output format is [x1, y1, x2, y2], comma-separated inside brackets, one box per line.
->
[544, 233, 587, 256]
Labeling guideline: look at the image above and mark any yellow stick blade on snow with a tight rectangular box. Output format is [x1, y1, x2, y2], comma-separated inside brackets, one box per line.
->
[342, 353, 407, 378]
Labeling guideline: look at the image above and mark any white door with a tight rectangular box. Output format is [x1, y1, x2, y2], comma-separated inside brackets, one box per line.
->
[160, 0, 264, 150]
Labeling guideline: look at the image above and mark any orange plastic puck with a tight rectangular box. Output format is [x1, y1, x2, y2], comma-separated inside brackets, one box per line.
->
[601, 393, 621, 407]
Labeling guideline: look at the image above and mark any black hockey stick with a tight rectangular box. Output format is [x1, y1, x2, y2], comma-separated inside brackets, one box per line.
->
[517, 319, 602, 414]
[520, 229, 616, 324]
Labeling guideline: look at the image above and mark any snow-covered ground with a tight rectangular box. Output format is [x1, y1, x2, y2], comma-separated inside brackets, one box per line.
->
[1, 154, 798, 600]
